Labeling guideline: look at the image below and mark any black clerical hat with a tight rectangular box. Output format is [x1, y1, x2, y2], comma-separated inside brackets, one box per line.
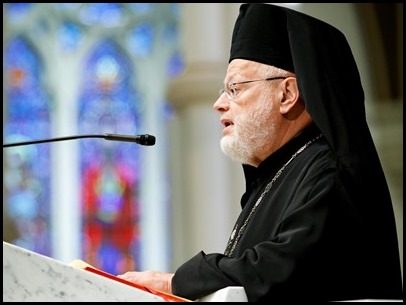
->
[229, 3, 367, 171]
[229, 3, 294, 72]
[228, 5, 401, 298]
[229, 4, 392, 209]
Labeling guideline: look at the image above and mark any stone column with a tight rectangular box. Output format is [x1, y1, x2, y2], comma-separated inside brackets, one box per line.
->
[167, 4, 244, 269]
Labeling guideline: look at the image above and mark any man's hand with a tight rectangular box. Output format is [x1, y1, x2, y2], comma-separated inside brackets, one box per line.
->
[117, 270, 174, 294]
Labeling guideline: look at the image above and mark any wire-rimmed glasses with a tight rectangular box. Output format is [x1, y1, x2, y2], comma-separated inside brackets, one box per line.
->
[219, 77, 286, 100]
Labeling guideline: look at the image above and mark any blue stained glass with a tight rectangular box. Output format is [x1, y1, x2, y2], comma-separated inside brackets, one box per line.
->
[59, 22, 83, 52]
[161, 100, 176, 121]
[5, 3, 35, 23]
[5, 39, 50, 122]
[4, 2, 183, 274]
[4, 37, 51, 257]
[79, 3, 124, 27]
[8, 191, 39, 219]
[127, 23, 154, 56]
[98, 241, 122, 272]
[128, 3, 155, 14]
[79, 39, 141, 275]
[167, 51, 185, 77]
[81, 40, 133, 95]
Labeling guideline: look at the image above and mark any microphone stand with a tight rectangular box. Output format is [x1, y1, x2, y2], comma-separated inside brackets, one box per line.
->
[3, 134, 156, 148]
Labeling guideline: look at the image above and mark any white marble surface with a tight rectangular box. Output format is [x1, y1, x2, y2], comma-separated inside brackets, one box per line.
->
[3, 241, 165, 302]
[3, 241, 248, 302]
[196, 286, 248, 302]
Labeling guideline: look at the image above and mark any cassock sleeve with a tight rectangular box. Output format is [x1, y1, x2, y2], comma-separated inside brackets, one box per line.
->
[172, 154, 341, 301]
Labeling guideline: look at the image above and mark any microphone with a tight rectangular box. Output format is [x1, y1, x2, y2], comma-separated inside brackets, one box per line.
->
[3, 133, 156, 148]
[104, 133, 155, 146]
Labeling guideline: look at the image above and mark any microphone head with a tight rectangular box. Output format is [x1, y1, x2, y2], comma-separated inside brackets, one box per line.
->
[140, 134, 156, 146]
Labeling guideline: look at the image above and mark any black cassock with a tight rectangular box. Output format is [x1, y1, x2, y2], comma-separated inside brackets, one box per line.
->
[172, 3, 403, 302]
[172, 124, 402, 301]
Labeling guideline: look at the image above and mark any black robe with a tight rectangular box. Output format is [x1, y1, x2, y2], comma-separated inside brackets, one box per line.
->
[172, 124, 402, 301]
[172, 4, 402, 301]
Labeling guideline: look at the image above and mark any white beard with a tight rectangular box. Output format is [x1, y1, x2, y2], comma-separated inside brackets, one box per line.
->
[220, 100, 276, 165]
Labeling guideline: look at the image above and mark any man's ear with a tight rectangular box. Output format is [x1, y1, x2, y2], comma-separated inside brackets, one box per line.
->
[279, 77, 303, 116]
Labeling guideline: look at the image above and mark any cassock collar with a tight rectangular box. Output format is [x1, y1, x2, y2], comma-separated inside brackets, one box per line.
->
[242, 123, 322, 203]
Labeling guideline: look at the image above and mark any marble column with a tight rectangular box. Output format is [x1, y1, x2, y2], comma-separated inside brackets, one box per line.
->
[167, 4, 243, 269]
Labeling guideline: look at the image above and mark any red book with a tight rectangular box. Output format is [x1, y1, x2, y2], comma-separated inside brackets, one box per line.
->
[70, 259, 191, 302]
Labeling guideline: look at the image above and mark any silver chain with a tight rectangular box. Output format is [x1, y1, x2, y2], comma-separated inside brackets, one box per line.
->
[224, 134, 322, 257]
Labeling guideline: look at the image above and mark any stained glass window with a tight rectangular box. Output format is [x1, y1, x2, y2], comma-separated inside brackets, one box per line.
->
[4, 36, 52, 256]
[78, 40, 142, 274]
[3, 3, 184, 273]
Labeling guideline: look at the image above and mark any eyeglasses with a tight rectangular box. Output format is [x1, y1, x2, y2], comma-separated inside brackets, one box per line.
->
[219, 77, 286, 101]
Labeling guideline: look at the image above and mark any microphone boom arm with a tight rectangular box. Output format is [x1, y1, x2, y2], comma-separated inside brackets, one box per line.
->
[3, 134, 155, 147]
